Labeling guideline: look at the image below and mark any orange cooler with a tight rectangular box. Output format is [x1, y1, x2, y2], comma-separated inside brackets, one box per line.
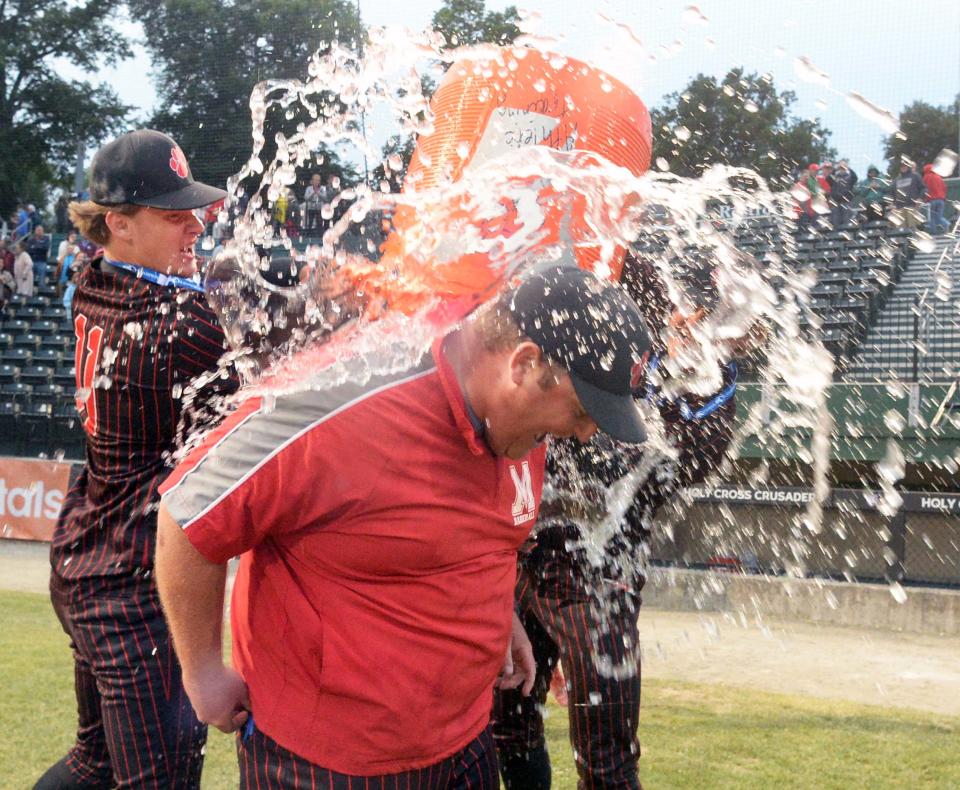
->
[363, 47, 651, 317]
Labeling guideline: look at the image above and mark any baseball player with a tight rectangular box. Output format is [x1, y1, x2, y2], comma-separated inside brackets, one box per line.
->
[35, 130, 233, 789]
[493, 251, 756, 789]
[154, 265, 653, 788]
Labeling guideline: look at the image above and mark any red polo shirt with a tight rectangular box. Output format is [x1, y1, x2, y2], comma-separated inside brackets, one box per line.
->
[160, 339, 546, 774]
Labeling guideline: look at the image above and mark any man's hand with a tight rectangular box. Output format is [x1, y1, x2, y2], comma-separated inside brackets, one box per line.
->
[183, 662, 251, 733]
[495, 610, 536, 696]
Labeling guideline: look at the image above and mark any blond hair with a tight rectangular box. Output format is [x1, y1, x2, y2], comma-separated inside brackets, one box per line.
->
[470, 293, 560, 390]
[68, 200, 141, 245]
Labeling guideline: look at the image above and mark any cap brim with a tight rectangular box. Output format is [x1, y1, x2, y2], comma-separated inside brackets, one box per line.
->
[570, 375, 647, 445]
[134, 182, 227, 210]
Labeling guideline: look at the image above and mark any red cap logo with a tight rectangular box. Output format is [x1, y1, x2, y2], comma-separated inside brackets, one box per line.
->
[169, 146, 189, 179]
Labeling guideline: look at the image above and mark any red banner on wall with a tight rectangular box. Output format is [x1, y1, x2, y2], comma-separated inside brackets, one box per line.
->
[0, 457, 73, 541]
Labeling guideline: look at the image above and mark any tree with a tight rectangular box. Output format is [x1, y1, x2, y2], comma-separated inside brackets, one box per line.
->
[884, 97, 959, 174]
[0, 0, 131, 218]
[649, 69, 836, 184]
[128, 0, 363, 192]
[431, 0, 521, 49]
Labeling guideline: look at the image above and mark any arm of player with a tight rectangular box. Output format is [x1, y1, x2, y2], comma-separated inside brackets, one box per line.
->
[156, 503, 250, 733]
[494, 610, 536, 696]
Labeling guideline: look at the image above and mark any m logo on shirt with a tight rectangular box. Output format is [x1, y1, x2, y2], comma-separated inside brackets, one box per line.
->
[510, 461, 536, 526]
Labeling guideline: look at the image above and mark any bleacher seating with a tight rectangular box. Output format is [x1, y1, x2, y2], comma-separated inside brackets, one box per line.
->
[0, 220, 932, 456]
[632, 216, 918, 376]
[0, 262, 82, 455]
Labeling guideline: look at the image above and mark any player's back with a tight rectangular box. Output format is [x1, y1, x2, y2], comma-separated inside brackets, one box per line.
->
[51, 257, 234, 584]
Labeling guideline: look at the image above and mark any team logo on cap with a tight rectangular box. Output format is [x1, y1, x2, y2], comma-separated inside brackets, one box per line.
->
[169, 146, 189, 179]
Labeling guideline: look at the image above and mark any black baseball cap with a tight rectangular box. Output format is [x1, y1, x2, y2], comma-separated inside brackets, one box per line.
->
[507, 264, 652, 444]
[89, 129, 226, 210]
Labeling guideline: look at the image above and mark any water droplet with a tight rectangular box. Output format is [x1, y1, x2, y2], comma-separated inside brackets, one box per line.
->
[889, 582, 907, 604]
[911, 235, 935, 253]
[883, 409, 905, 433]
[845, 92, 899, 134]
[932, 148, 958, 177]
[387, 153, 403, 172]
[682, 5, 709, 25]
[255, 36, 268, 48]
[793, 56, 831, 87]
[655, 157, 670, 171]
[675, 125, 691, 142]
[743, 100, 759, 113]
[456, 141, 471, 159]
[533, 78, 547, 93]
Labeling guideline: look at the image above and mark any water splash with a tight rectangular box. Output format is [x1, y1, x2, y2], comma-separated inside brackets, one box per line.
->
[681, 5, 710, 25]
[793, 56, 830, 88]
[178, 21, 952, 688]
[932, 148, 959, 178]
[845, 92, 900, 134]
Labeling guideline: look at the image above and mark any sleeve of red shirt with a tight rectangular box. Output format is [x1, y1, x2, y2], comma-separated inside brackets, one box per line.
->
[159, 399, 343, 564]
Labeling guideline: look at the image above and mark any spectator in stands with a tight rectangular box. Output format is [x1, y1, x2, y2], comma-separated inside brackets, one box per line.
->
[0, 238, 14, 276]
[829, 159, 858, 228]
[855, 166, 889, 222]
[13, 204, 30, 240]
[922, 163, 949, 235]
[55, 230, 80, 298]
[793, 164, 825, 230]
[14, 239, 33, 297]
[55, 194, 70, 233]
[303, 172, 326, 238]
[26, 223, 51, 286]
[0, 240, 14, 307]
[28, 203, 43, 231]
[62, 250, 87, 315]
[0, 267, 13, 307]
[891, 158, 926, 229]
[272, 186, 299, 237]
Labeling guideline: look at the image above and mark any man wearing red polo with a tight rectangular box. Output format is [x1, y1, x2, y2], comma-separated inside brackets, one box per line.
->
[156, 265, 653, 787]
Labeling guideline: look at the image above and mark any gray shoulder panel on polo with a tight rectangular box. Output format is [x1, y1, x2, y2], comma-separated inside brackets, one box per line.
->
[163, 352, 436, 528]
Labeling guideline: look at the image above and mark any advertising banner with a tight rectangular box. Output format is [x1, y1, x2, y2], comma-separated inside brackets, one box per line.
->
[0, 457, 74, 541]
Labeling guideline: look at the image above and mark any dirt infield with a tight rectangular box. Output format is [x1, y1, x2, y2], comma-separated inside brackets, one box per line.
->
[5, 539, 959, 717]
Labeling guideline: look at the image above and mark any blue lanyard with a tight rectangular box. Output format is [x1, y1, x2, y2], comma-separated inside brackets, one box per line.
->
[105, 258, 205, 293]
[644, 355, 738, 421]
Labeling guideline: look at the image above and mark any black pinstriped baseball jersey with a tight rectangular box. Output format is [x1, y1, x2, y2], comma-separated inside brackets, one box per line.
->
[50, 256, 236, 583]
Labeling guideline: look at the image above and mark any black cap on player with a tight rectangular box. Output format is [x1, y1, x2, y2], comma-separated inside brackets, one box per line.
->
[507, 264, 653, 445]
[89, 129, 226, 210]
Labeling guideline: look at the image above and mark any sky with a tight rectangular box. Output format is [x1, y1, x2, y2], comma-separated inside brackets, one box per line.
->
[82, 0, 959, 175]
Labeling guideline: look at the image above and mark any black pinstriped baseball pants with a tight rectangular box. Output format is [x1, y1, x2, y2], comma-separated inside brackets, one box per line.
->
[35, 575, 206, 789]
[237, 723, 499, 789]
[493, 562, 642, 790]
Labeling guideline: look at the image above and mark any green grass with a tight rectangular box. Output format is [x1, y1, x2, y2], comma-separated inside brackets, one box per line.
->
[1, 590, 958, 789]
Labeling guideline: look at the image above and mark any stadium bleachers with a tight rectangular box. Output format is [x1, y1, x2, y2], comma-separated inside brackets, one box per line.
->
[1, 220, 953, 457]
[633, 216, 923, 375]
[0, 260, 80, 456]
